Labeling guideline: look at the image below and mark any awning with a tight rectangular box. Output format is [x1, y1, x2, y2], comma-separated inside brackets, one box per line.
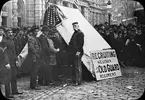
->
[122, 17, 137, 22]
[135, 7, 144, 11]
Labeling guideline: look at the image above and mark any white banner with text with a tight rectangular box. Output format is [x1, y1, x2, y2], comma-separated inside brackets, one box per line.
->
[90, 49, 122, 80]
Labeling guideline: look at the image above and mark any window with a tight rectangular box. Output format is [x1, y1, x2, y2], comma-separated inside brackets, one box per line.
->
[2, 5, 7, 12]
[73, 4, 78, 9]
[2, 16, 7, 27]
[18, 17, 21, 27]
[81, 6, 85, 16]
[63, 1, 68, 7]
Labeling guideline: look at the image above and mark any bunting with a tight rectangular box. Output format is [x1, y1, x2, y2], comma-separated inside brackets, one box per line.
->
[43, 5, 67, 27]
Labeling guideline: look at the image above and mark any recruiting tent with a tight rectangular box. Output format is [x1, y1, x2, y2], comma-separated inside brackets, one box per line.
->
[18, 5, 111, 78]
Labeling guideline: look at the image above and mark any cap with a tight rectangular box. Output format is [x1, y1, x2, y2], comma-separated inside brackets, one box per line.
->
[72, 22, 78, 25]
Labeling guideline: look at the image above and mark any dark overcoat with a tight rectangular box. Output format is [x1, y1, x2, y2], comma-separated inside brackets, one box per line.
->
[0, 39, 11, 84]
[68, 29, 84, 56]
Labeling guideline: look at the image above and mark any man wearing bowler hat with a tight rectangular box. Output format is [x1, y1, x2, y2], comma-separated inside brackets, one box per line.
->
[28, 27, 42, 90]
[38, 26, 52, 85]
[68, 22, 84, 85]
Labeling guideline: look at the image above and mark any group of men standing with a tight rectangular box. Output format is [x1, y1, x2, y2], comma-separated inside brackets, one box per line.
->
[28, 22, 84, 89]
[0, 22, 84, 99]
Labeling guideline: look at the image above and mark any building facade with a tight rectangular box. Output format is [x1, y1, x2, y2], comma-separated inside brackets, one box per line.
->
[111, 0, 144, 25]
[0, 0, 110, 27]
[0, 0, 142, 27]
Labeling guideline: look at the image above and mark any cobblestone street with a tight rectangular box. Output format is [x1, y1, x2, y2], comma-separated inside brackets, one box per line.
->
[1, 66, 145, 100]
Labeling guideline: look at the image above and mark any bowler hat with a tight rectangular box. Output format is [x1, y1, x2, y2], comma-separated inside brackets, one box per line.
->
[42, 26, 50, 31]
[6, 28, 12, 32]
[30, 26, 39, 32]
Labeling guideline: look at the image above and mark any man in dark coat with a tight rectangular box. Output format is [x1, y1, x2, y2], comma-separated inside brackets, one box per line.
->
[37, 26, 51, 85]
[6, 29, 23, 95]
[0, 27, 13, 99]
[28, 27, 42, 90]
[68, 22, 84, 85]
[51, 30, 68, 82]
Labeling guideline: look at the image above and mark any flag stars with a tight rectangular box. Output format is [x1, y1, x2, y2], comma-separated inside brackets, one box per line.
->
[44, 6, 63, 26]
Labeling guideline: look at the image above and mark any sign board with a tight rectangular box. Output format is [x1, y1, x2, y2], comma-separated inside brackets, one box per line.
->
[90, 49, 122, 80]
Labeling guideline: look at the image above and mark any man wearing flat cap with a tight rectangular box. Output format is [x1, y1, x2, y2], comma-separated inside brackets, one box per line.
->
[68, 22, 84, 85]
[28, 27, 42, 90]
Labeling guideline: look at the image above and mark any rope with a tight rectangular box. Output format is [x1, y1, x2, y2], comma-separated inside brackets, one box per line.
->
[118, 59, 128, 68]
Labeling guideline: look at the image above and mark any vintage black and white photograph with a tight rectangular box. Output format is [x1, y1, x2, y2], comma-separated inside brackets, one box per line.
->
[0, 0, 145, 100]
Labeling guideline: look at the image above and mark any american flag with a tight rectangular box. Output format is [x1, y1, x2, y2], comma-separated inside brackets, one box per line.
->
[43, 5, 67, 27]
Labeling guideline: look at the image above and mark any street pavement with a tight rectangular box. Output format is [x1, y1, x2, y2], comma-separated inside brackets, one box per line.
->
[1, 66, 145, 100]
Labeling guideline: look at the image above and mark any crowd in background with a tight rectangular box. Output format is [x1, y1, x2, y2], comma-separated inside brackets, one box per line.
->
[94, 22, 145, 67]
[1, 22, 145, 68]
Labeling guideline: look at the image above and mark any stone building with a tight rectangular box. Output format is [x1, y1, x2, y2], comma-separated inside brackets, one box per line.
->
[2, 0, 142, 27]
[0, 0, 110, 27]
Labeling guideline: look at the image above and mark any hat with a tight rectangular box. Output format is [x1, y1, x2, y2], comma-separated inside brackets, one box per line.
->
[72, 22, 78, 25]
[30, 26, 39, 32]
[6, 28, 12, 32]
[50, 27, 58, 33]
[42, 26, 50, 31]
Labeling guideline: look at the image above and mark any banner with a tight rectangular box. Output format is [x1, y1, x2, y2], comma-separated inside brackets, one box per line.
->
[90, 49, 122, 80]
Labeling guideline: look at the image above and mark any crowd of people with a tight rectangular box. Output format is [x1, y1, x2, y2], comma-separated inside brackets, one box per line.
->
[0, 22, 84, 99]
[94, 22, 145, 67]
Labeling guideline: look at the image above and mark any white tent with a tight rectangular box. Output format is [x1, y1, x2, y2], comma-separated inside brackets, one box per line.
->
[18, 5, 111, 77]
[56, 6, 111, 77]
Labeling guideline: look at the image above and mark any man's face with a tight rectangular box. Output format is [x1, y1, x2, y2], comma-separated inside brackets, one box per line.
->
[34, 29, 39, 36]
[20, 30, 24, 35]
[43, 31, 48, 36]
[7, 30, 14, 39]
[40, 26, 43, 30]
[0, 29, 4, 36]
[73, 24, 79, 31]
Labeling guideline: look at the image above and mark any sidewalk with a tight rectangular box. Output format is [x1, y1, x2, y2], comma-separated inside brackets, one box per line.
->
[1, 66, 145, 100]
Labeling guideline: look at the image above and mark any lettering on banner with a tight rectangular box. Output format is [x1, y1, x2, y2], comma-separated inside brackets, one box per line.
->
[97, 64, 120, 73]
[90, 49, 122, 80]
[91, 51, 116, 60]
[100, 72, 116, 78]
